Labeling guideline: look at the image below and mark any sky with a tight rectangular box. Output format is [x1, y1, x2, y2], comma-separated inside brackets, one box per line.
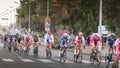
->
[0, 0, 20, 26]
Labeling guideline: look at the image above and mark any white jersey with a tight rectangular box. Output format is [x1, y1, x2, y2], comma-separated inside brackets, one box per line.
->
[44, 34, 54, 44]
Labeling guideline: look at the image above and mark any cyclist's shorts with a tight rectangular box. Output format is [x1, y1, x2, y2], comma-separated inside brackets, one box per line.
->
[60, 42, 67, 47]
[45, 39, 51, 44]
[108, 43, 114, 49]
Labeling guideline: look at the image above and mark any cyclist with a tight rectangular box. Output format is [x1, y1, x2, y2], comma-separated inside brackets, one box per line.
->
[74, 32, 85, 58]
[44, 31, 54, 57]
[17, 34, 22, 53]
[33, 35, 39, 57]
[90, 33, 102, 52]
[105, 33, 116, 60]
[90, 33, 102, 63]
[59, 33, 69, 56]
[24, 34, 31, 55]
[113, 38, 120, 68]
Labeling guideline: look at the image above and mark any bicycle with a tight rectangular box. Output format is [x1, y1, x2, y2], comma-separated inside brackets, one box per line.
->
[7, 41, 12, 52]
[46, 45, 52, 59]
[105, 49, 114, 67]
[74, 46, 82, 63]
[25, 43, 30, 56]
[60, 46, 67, 62]
[33, 42, 39, 57]
[90, 47, 101, 65]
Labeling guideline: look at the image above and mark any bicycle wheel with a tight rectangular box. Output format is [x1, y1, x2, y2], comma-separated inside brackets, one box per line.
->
[48, 51, 52, 59]
[79, 54, 82, 63]
[60, 54, 62, 62]
[105, 56, 110, 67]
[97, 53, 102, 65]
[63, 53, 66, 62]
[74, 54, 77, 62]
[90, 53, 94, 64]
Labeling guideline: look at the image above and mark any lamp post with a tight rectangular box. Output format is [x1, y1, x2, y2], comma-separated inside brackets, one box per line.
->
[14, 1, 21, 29]
[98, 0, 102, 51]
[47, 0, 49, 18]
[28, 0, 31, 32]
[45, 0, 50, 32]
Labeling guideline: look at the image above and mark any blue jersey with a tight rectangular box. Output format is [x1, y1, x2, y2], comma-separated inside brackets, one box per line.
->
[60, 36, 68, 46]
[107, 37, 116, 49]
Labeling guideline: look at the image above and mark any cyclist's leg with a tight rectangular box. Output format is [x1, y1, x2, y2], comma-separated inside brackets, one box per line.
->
[113, 56, 119, 68]
[113, 46, 119, 68]
[91, 44, 95, 55]
[105, 44, 110, 57]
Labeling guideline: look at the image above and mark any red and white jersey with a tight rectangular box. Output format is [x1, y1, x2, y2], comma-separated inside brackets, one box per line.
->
[113, 38, 120, 56]
[114, 38, 120, 48]
[75, 35, 85, 47]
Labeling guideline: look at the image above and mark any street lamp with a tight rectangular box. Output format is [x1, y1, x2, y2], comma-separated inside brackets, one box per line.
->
[14, 1, 21, 29]
[9, 6, 16, 34]
[45, 0, 50, 32]
[98, 0, 102, 51]
[28, 0, 31, 32]
[47, 0, 49, 18]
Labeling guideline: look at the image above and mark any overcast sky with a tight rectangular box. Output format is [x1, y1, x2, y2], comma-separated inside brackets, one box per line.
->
[0, 0, 20, 26]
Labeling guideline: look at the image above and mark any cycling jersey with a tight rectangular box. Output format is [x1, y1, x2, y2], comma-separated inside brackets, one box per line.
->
[113, 38, 120, 57]
[90, 35, 102, 47]
[44, 34, 54, 44]
[107, 37, 116, 49]
[25, 37, 30, 44]
[60, 36, 68, 47]
[74, 35, 85, 47]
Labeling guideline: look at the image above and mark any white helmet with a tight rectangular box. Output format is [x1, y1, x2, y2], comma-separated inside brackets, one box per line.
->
[78, 32, 83, 35]
[63, 33, 68, 36]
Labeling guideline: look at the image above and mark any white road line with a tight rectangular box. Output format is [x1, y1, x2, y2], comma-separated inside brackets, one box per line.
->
[21, 59, 34, 62]
[38, 59, 54, 63]
[65, 60, 74, 63]
[82, 60, 91, 64]
[2, 59, 15, 62]
[101, 60, 105, 63]
[82, 60, 106, 64]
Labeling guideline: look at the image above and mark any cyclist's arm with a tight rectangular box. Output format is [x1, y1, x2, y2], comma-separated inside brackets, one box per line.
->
[105, 40, 108, 49]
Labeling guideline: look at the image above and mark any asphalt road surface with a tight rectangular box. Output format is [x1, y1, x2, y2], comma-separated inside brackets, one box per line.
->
[0, 42, 114, 68]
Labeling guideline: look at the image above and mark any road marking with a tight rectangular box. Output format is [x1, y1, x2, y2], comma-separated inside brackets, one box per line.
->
[38, 59, 54, 63]
[101, 60, 105, 63]
[21, 59, 34, 62]
[82, 60, 91, 64]
[65, 60, 74, 63]
[2, 59, 15, 62]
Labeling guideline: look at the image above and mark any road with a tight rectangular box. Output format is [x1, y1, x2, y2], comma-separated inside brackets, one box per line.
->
[0, 41, 113, 68]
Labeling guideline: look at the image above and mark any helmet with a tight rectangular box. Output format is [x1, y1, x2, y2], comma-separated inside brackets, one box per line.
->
[109, 33, 115, 38]
[92, 33, 99, 37]
[63, 33, 68, 36]
[78, 32, 83, 35]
